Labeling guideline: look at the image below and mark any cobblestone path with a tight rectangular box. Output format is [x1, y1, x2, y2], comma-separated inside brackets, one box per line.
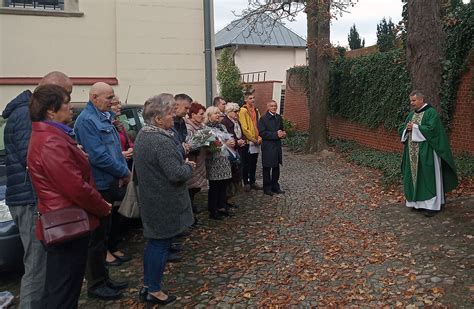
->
[1, 149, 472, 308]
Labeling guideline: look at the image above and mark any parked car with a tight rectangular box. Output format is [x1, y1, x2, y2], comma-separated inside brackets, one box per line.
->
[71, 103, 144, 140]
[0, 117, 24, 272]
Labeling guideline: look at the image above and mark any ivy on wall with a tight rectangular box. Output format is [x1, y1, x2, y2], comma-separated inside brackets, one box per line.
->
[328, 49, 411, 130]
[287, 3, 472, 131]
[440, 2, 473, 126]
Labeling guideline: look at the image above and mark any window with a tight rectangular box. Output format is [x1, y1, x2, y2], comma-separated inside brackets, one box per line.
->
[1, 0, 82, 16]
[4, 0, 64, 10]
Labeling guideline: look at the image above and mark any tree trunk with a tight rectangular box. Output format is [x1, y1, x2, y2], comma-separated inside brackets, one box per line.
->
[305, 0, 330, 153]
[406, 0, 444, 109]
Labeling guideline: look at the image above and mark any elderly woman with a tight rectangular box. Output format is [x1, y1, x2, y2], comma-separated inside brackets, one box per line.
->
[185, 102, 207, 214]
[221, 102, 246, 206]
[134, 93, 195, 305]
[27, 85, 111, 308]
[111, 96, 134, 165]
[204, 106, 235, 220]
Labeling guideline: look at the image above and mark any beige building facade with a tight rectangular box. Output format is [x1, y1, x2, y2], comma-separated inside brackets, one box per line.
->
[216, 46, 306, 84]
[0, 0, 216, 108]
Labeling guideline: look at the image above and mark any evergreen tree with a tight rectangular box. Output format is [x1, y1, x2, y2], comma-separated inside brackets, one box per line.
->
[347, 24, 365, 50]
[216, 48, 243, 103]
[376, 17, 396, 52]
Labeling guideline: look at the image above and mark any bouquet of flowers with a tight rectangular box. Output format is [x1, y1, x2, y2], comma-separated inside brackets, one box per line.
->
[187, 127, 232, 154]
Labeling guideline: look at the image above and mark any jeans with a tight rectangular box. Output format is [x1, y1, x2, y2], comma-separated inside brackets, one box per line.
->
[9, 205, 47, 309]
[143, 238, 172, 293]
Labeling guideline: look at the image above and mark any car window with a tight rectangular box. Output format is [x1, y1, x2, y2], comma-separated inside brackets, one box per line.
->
[120, 108, 143, 142]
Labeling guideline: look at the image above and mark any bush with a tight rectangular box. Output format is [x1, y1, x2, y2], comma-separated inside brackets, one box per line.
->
[282, 132, 308, 152]
[217, 48, 244, 103]
[455, 153, 474, 178]
[282, 118, 297, 138]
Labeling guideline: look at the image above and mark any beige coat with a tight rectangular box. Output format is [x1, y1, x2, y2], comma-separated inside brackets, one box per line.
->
[185, 118, 208, 189]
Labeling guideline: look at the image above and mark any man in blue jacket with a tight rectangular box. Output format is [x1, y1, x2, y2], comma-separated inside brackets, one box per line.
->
[2, 71, 72, 308]
[74, 82, 130, 300]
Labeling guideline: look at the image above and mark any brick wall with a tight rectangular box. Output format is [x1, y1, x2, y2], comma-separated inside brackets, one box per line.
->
[284, 61, 474, 155]
[448, 54, 474, 154]
[244, 81, 280, 114]
[282, 75, 310, 130]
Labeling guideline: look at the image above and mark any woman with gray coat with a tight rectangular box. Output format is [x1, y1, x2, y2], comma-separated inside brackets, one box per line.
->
[134, 93, 195, 305]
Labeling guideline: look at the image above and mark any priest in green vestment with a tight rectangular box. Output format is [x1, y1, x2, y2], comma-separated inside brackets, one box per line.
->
[398, 90, 458, 217]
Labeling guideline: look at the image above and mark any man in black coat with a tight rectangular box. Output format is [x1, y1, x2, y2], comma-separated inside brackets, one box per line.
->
[257, 100, 286, 196]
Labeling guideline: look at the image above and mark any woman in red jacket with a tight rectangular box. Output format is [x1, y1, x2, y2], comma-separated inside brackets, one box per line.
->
[27, 85, 111, 309]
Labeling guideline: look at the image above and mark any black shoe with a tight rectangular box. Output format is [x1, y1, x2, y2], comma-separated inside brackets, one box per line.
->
[88, 285, 123, 300]
[167, 252, 182, 263]
[112, 252, 132, 263]
[272, 189, 285, 194]
[218, 210, 234, 217]
[192, 217, 202, 227]
[264, 191, 274, 196]
[106, 279, 129, 290]
[146, 293, 177, 305]
[170, 243, 182, 253]
[192, 205, 202, 214]
[227, 203, 240, 209]
[138, 286, 148, 303]
[424, 210, 440, 217]
[176, 230, 192, 238]
[209, 213, 224, 220]
[105, 259, 122, 267]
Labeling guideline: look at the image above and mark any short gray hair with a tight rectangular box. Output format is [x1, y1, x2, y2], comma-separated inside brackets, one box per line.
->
[143, 93, 175, 125]
[225, 102, 240, 114]
[410, 90, 425, 100]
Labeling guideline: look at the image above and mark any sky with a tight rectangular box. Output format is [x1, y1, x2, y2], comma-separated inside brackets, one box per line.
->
[214, 0, 405, 48]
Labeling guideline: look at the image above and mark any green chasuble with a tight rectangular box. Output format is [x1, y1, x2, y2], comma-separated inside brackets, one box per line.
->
[398, 105, 458, 206]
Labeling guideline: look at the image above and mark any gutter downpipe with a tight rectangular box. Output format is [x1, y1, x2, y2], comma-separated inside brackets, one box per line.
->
[203, 0, 213, 107]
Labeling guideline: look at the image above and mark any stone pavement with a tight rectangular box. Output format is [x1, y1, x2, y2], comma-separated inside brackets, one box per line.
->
[1, 149, 473, 308]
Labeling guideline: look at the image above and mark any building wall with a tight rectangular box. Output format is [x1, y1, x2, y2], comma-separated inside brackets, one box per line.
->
[216, 46, 306, 85]
[283, 62, 474, 155]
[0, 0, 215, 108]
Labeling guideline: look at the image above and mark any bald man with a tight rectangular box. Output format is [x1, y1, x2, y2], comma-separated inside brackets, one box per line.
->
[74, 82, 129, 300]
[2, 71, 72, 308]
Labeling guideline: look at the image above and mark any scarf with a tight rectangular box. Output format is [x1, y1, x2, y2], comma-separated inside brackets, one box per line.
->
[142, 124, 174, 137]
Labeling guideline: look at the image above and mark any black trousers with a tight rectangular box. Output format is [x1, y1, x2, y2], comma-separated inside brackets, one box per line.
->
[41, 235, 90, 309]
[208, 180, 228, 215]
[107, 206, 123, 253]
[242, 145, 258, 185]
[86, 189, 113, 289]
[263, 166, 281, 192]
[189, 188, 201, 208]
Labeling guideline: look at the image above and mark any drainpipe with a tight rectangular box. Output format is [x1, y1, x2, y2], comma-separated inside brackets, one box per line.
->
[203, 0, 213, 107]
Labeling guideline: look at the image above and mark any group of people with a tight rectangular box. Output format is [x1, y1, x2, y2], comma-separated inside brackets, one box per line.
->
[3, 71, 287, 308]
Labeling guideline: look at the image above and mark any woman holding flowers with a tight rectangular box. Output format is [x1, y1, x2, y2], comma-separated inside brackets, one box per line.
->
[204, 106, 234, 220]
